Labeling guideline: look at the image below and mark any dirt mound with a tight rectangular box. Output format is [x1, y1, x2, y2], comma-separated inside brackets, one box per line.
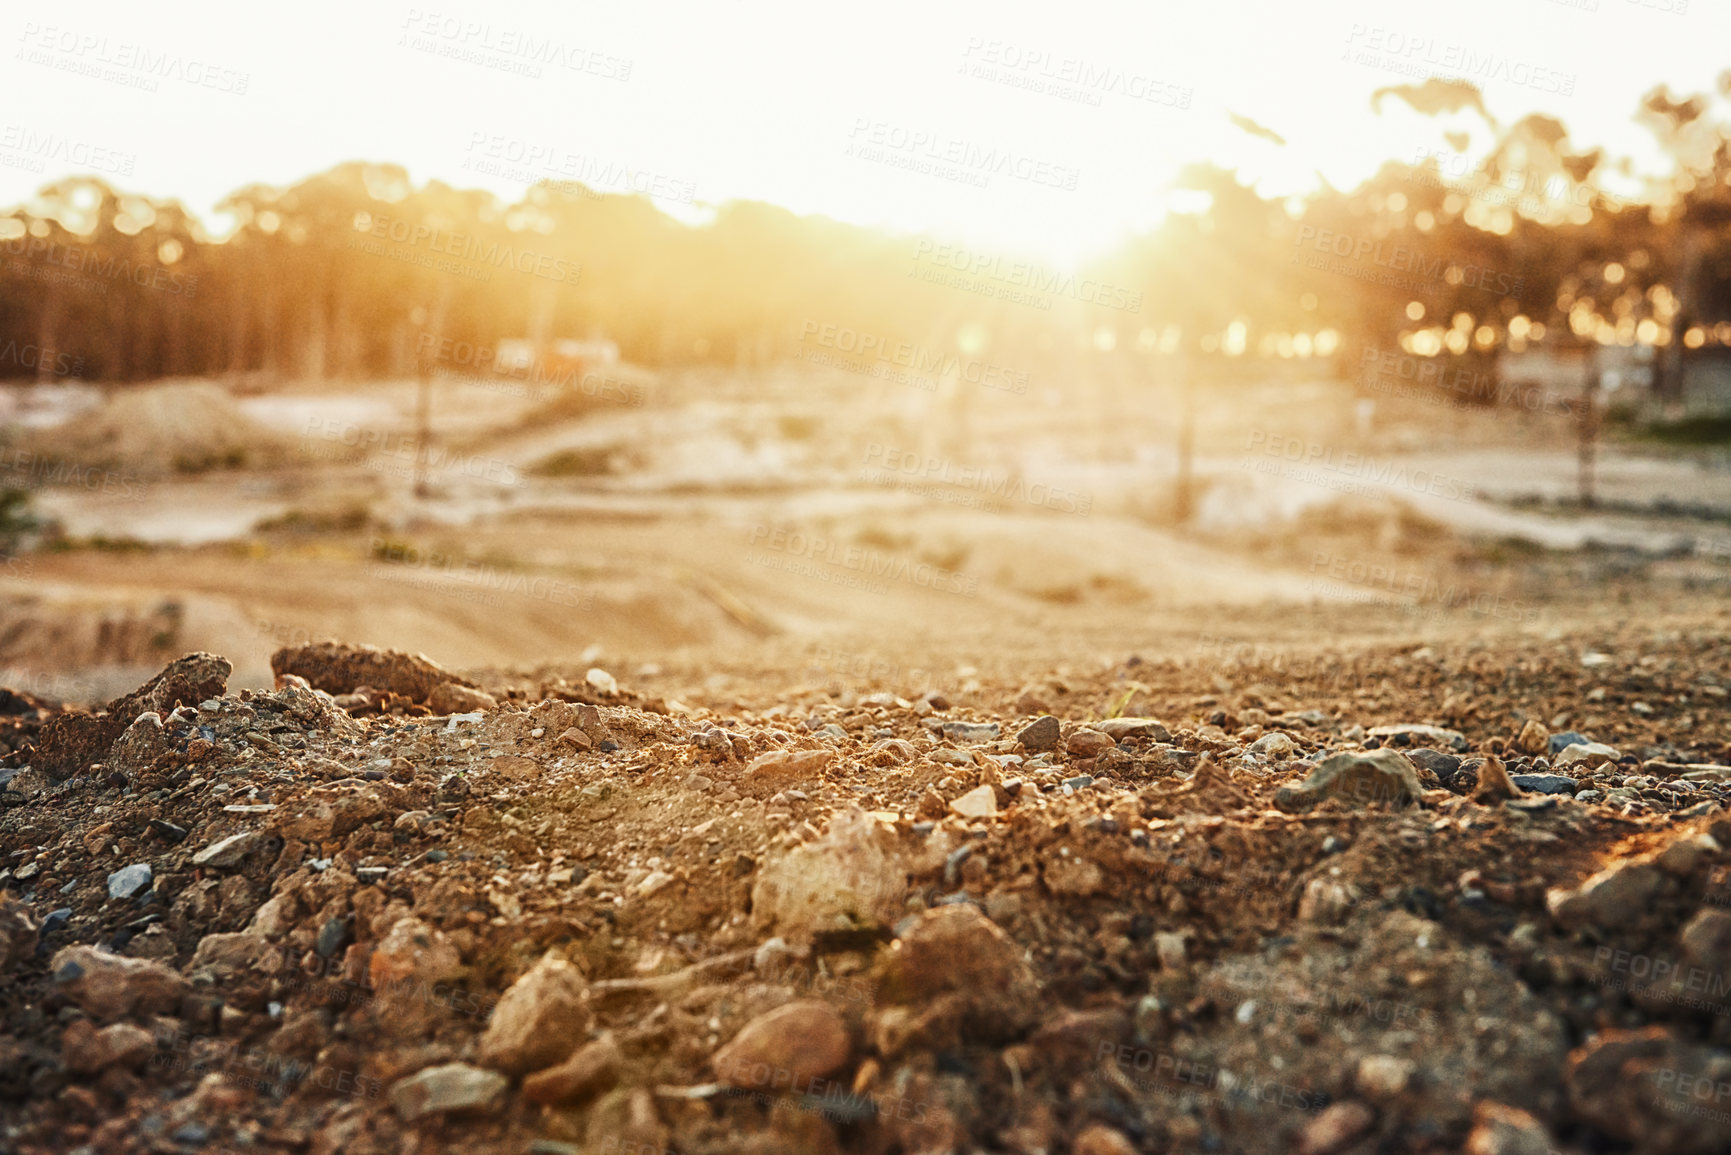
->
[3, 630, 1731, 1154]
[21, 381, 299, 477]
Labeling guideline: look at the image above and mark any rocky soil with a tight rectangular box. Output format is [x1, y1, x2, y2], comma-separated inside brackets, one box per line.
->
[4, 626, 1731, 1154]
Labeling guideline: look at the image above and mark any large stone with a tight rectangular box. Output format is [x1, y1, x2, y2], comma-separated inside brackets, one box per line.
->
[751, 807, 905, 940]
[1275, 748, 1424, 812]
[271, 642, 478, 704]
[35, 652, 232, 781]
[712, 1000, 851, 1090]
[477, 953, 592, 1076]
[389, 1063, 509, 1121]
[50, 946, 190, 1021]
[522, 1036, 622, 1105]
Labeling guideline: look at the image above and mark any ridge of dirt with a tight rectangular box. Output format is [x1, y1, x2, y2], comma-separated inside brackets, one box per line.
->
[3, 624, 1731, 1154]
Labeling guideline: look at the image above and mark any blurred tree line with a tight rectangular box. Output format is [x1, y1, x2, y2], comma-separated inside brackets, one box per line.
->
[1, 79, 1729, 387]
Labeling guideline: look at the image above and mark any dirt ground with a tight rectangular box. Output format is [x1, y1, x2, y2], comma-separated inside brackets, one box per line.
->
[4, 368, 1731, 1153]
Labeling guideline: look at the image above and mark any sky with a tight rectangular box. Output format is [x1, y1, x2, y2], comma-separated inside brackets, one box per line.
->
[2, 0, 1727, 267]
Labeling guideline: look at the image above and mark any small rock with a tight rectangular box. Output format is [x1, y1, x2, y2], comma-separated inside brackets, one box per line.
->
[1249, 731, 1298, 759]
[315, 916, 354, 959]
[752, 807, 905, 941]
[1072, 1124, 1139, 1155]
[1096, 717, 1172, 742]
[558, 726, 593, 751]
[390, 1062, 509, 1121]
[1547, 860, 1666, 930]
[585, 667, 619, 696]
[51, 945, 189, 1020]
[1511, 774, 1577, 796]
[1356, 1054, 1414, 1098]
[1275, 749, 1424, 812]
[1548, 730, 1590, 756]
[1043, 856, 1104, 898]
[712, 1000, 852, 1089]
[1555, 742, 1620, 769]
[1300, 1100, 1376, 1154]
[0, 895, 37, 975]
[1465, 1101, 1556, 1155]
[61, 1019, 155, 1073]
[428, 682, 498, 714]
[522, 1036, 623, 1105]
[1473, 756, 1518, 804]
[744, 748, 832, 792]
[106, 864, 152, 901]
[1407, 747, 1463, 784]
[191, 832, 262, 869]
[1066, 729, 1113, 757]
[478, 953, 593, 1076]
[939, 721, 1001, 744]
[949, 784, 997, 820]
[1016, 716, 1061, 752]
[1514, 720, 1550, 757]
[1369, 723, 1467, 752]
